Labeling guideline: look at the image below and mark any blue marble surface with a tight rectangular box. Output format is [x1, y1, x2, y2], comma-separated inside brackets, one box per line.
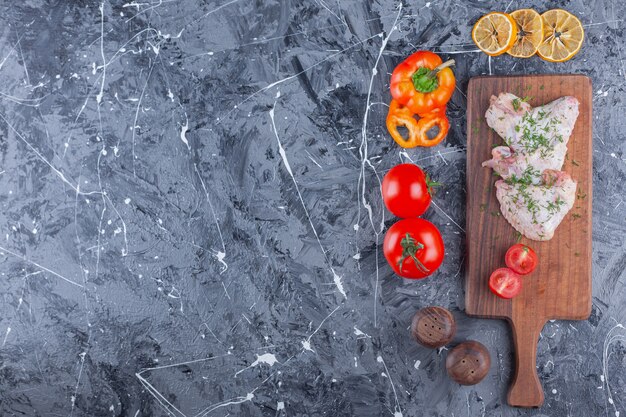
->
[0, 0, 625, 416]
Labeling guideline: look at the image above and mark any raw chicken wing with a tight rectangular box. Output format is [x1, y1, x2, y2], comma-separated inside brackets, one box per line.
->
[495, 170, 577, 241]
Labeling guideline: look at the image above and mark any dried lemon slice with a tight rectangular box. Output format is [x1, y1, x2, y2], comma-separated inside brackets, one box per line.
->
[537, 9, 584, 62]
[472, 12, 518, 56]
[507, 9, 544, 58]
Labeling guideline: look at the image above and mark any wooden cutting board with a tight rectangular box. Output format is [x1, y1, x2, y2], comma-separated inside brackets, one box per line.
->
[465, 75, 592, 408]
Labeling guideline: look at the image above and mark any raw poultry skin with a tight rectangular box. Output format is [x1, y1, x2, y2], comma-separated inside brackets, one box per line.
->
[495, 170, 577, 241]
[482, 93, 579, 241]
[483, 93, 579, 184]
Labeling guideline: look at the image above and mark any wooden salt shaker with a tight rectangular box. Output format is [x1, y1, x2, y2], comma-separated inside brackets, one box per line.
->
[411, 306, 456, 349]
[445, 340, 491, 385]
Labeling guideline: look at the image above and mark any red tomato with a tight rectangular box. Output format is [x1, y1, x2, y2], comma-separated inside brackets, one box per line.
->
[383, 218, 445, 279]
[505, 244, 538, 275]
[488, 268, 522, 299]
[382, 164, 439, 218]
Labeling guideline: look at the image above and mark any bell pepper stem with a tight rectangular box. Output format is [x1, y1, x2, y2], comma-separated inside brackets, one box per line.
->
[428, 59, 455, 78]
[412, 59, 455, 93]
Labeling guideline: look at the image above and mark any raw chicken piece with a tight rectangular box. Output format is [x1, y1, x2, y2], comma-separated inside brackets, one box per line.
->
[482, 146, 536, 183]
[483, 93, 579, 182]
[482, 146, 552, 185]
[495, 170, 577, 241]
[484, 93, 532, 140]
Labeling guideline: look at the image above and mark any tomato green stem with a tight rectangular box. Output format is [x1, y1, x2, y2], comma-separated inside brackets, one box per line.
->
[397, 233, 430, 274]
[425, 174, 442, 197]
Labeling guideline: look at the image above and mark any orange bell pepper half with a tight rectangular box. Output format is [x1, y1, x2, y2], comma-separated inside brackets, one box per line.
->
[389, 50, 455, 117]
[386, 100, 449, 148]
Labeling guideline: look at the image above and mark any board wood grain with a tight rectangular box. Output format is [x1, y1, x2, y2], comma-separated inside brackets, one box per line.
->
[465, 75, 592, 408]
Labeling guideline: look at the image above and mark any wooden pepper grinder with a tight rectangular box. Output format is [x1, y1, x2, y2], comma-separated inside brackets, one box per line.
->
[411, 306, 456, 348]
[445, 340, 491, 385]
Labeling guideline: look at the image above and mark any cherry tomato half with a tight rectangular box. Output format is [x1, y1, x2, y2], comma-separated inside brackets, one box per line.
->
[383, 218, 445, 279]
[488, 268, 522, 299]
[382, 163, 439, 218]
[505, 244, 538, 275]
